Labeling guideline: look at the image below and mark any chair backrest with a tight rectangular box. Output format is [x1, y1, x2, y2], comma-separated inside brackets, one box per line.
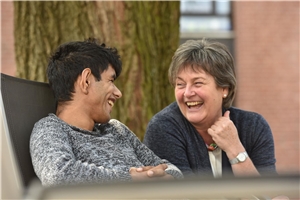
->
[0, 73, 56, 188]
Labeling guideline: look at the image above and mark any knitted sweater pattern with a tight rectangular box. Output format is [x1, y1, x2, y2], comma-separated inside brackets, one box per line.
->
[30, 114, 183, 186]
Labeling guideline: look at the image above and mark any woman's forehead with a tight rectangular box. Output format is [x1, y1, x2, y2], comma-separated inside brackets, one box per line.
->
[177, 64, 206, 74]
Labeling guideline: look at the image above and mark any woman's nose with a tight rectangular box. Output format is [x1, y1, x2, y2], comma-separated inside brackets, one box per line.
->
[184, 86, 195, 97]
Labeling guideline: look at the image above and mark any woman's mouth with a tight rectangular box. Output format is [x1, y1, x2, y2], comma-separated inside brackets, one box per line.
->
[186, 101, 202, 109]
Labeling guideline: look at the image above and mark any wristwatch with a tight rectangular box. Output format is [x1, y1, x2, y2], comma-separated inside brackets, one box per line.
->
[229, 152, 248, 165]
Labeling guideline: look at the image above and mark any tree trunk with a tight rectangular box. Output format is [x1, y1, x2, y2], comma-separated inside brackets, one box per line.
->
[14, 1, 180, 139]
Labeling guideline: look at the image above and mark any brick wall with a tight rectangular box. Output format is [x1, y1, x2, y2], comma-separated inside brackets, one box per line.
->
[1, 1, 16, 76]
[233, 1, 299, 174]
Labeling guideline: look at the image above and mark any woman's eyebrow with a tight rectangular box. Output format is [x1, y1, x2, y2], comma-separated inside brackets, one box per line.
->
[176, 76, 206, 81]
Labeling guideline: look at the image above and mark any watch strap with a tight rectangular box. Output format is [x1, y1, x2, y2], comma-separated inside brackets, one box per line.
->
[229, 151, 248, 165]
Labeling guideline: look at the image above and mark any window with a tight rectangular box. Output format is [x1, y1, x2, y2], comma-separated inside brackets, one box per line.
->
[180, 0, 233, 38]
[180, 0, 232, 32]
[179, 0, 234, 56]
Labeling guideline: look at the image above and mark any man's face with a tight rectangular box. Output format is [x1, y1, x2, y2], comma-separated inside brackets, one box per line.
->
[87, 65, 122, 124]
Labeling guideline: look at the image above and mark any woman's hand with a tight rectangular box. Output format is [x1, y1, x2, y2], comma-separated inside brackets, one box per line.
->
[207, 111, 245, 158]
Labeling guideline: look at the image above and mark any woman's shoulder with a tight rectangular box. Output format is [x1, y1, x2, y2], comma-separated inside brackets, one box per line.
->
[228, 107, 269, 127]
[228, 107, 264, 119]
[151, 102, 182, 121]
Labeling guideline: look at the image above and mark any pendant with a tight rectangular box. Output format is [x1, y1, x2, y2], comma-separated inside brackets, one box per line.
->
[207, 143, 218, 151]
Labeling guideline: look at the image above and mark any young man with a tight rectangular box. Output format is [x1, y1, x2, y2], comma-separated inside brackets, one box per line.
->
[30, 38, 182, 186]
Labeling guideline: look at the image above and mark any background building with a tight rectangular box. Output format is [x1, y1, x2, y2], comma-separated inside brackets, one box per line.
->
[1, 1, 299, 174]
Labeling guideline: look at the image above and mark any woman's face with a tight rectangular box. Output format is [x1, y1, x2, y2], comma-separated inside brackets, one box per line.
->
[175, 66, 228, 129]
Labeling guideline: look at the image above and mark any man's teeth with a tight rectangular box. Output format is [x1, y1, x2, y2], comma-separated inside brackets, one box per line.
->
[186, 102, 201, 107]
[108, 100, 114, 107]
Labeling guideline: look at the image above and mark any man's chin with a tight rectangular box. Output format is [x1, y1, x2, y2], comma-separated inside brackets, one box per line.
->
[96, 116, 111, 124]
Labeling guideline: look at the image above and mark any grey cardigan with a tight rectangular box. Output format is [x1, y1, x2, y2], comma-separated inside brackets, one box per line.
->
[144, 102, 277, 177]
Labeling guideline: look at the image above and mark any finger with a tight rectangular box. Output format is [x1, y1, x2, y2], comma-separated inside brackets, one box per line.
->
[160, 164, 168, 170]
[224, 110, 230, 118]
[129, 167, 137, 173]
[147, 170, 154, 177]
[207, 127, 214, 136]
[145, 164, 169, 177]
[147, 169, 166, 177]
[136, 167, 144, 172]
[139, 166, 154, 171]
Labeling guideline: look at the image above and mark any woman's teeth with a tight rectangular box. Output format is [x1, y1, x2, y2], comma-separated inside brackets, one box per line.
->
[186, 101, 201, 108]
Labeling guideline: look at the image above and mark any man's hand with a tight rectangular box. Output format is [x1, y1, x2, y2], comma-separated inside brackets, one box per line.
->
[129, 164, 174, 181]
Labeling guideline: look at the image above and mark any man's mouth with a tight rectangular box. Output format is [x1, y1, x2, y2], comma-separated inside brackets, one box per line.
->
[186, 101, 202, 108]
[108, 100, 114, 107]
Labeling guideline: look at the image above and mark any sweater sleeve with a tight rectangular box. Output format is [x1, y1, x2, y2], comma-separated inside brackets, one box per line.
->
[30, 118, 131, 186]
[112, 120, 184, 179]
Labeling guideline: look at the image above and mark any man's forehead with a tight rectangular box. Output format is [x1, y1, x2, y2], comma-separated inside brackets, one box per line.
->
[101, 66, 116, 78]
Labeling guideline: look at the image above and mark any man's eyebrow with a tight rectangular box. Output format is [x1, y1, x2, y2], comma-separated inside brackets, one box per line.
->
[111, 74, 117, 80]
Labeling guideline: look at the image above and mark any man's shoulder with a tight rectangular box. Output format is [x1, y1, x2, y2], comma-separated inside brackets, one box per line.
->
[34, 113, 57, 125]
[32, 113, 64, 134]
[102, 119, 128, 132]
[107, 119, 124, 127]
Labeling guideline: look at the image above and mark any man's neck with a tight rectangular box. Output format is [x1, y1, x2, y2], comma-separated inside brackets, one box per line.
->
[56, 103, 94, 131]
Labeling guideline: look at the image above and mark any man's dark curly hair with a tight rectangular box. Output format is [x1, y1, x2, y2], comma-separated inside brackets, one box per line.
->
[47, 38, 122, 103]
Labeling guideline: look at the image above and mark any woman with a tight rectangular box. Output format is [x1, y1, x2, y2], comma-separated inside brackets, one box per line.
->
[143, 39, 276, 178]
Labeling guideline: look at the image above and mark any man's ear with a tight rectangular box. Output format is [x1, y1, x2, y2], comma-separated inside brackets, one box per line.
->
[79, 68, 92, 94]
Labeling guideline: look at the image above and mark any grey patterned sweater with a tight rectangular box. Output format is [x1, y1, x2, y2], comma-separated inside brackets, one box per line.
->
[30, 114, 183, 186]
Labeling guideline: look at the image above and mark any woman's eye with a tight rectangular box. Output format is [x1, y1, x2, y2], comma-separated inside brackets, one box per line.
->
[176, 83, 185, 88]
[195, 82, 203, 86]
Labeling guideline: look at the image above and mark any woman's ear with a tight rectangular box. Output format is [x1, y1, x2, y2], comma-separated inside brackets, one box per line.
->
[222, 87, 229, 98]
[79, 68, 92, 94]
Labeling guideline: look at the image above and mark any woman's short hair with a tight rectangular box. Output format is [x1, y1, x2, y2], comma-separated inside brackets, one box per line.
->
[168, 39, 236, 108]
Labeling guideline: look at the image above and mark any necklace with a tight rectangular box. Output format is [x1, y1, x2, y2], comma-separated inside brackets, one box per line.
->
[207, 143, 218, 151]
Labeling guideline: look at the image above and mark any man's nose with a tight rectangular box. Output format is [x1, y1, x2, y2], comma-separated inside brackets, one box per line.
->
[114, 86, 122, 99]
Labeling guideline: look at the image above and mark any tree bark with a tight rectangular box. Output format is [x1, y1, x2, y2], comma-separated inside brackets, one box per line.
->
[14, 1, 180, 139]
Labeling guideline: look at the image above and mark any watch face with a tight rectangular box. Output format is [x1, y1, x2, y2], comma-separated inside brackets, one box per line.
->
[237, 153, 246, 162]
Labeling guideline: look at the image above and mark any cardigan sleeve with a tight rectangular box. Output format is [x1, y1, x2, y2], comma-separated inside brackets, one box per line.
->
[230, 108, 277, 175]
[247, 114, 277, 174]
